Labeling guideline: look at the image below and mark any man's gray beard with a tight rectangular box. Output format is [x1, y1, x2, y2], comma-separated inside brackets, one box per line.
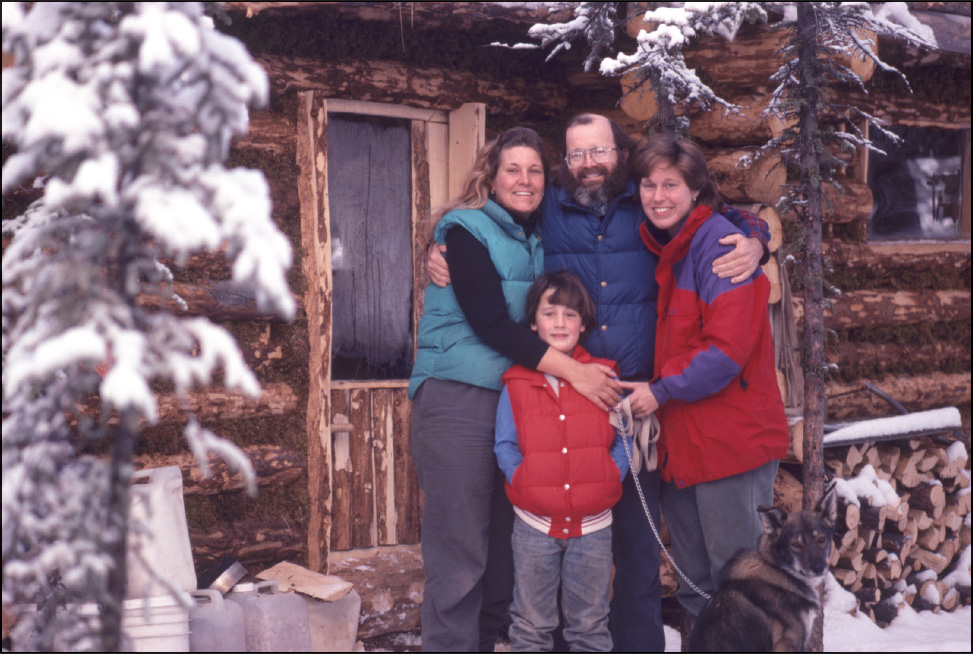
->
[558, 162, 630, 216]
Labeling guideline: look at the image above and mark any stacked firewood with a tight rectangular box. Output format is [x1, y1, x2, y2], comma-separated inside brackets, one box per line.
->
[824, 435, 971, 625]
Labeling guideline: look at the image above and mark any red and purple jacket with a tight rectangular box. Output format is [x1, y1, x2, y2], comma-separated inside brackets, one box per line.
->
[642, 205, 788, 489]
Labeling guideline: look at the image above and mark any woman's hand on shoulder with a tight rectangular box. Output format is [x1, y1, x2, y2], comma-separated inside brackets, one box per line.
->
[712, 234, 763, 283]
[426, 243, 451, 287]
[568, 362, 622, 411]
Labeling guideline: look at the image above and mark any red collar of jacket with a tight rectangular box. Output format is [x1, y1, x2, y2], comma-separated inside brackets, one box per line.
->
[640, 203, 714, 263]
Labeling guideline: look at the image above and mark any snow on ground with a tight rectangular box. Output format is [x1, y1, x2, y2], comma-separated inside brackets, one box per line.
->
[660, 604, 972, 652]
[359, 602, 971, 652]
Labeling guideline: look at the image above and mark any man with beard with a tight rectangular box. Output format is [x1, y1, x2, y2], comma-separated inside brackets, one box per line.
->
[427, 113, 767, 650]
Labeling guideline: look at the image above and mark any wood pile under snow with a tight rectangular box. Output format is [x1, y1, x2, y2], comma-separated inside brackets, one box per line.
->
[822, 409, 971, 625]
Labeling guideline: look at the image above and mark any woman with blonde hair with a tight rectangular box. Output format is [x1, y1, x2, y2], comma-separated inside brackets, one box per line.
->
[409, 127, 620, 651]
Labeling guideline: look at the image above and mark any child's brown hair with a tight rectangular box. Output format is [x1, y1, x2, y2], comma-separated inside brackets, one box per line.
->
[526, 270, 597, 337]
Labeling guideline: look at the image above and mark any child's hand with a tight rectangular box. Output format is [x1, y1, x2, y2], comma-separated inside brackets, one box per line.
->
[618, 381, 659, 418]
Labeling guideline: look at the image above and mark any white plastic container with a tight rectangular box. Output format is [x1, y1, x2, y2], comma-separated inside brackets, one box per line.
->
[127, 466, 196, 598]
[226, 581, 312, 652]
[121, 595, 192, 652]
[13, 596, 191, 652]
[189, 589, 247, 652]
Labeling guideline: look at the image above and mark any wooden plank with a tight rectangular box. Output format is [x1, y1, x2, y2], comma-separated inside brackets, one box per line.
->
[427, 121, 450, 215]
[393, 387, 421, 544]
[331, 389, 353, 551]
[350, 388, 376, 548]
[373, 388, 397, 546]
[298, 91, 334, 572]
[328, 98, 446, 124]
[330, 379, 409, 390]
[448, 103, 486, 200]
[412, 119, 432, 348]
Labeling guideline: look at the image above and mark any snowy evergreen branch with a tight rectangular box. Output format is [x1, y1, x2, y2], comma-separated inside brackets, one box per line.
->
[2, 3, 293, 648]
[759, 1, 936, 215]
[525, 2, 619, 72]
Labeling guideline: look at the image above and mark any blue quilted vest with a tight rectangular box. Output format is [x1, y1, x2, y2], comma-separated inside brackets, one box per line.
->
[542, 181, 657, 379]
[408, 200, 544, 398]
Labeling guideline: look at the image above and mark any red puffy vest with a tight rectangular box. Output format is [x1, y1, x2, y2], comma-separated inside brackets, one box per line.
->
[502, 347, 622, 538]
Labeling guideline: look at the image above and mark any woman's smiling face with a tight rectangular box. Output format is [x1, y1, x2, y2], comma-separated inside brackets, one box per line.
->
[639, 163, 696, 237]
[492, 145, 545, 220]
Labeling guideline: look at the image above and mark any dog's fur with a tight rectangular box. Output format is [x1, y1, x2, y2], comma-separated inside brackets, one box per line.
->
[688, 486, 838, 652]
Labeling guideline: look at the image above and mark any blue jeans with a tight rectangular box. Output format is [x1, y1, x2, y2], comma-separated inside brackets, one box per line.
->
[508, 516, 613, 652]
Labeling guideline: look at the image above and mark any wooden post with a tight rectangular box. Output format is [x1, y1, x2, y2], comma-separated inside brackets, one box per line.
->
[298, 90, 335, 572]
[447, 103, 486, 200]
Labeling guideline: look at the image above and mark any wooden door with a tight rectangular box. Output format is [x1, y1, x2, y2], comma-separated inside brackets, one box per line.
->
[297, 93, 484, 570]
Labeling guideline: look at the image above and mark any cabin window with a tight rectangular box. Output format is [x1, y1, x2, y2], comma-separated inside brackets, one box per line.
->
[868, 126, 970, 240]
[327, 113, 414, 380]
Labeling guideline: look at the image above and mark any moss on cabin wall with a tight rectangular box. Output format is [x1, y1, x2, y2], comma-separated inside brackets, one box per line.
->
[831, 320, 972, 381]
[220, 12, 551, 81]
[871, 61, 971, 108]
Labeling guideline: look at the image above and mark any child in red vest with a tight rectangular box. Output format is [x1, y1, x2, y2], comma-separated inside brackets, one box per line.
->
[494, 270, 629, 652]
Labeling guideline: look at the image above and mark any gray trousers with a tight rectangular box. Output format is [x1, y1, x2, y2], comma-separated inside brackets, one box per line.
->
[410, 378, 514, 652]
[660, 459, 779, 616]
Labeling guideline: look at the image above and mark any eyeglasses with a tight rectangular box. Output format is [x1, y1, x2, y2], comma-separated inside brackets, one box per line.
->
[565, 146, 616, 168]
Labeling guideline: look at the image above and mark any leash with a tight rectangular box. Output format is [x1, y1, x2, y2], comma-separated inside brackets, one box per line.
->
[612, 400, 711, 601]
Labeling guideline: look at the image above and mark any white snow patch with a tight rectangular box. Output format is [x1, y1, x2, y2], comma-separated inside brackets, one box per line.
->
[832, 465, 899, 508]
[824, 408, 962, 445]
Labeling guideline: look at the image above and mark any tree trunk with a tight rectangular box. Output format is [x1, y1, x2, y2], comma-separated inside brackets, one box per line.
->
[103, 410, 139, 651]
[796, 5, 826, 651]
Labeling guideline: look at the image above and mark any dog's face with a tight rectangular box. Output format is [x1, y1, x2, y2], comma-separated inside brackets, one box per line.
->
[758, 487, 837, 580]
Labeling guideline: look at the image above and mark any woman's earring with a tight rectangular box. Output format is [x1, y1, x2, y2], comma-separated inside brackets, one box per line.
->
[489, 189, 496, 196]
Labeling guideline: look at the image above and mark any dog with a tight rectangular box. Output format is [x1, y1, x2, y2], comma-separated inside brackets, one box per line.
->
[688, 485, 838, 652]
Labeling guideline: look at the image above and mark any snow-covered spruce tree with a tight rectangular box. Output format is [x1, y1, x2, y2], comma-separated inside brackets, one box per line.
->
[753, 3, 933, 649]
[2, 2, 294, 649]
[521, 2, 767, 135]
[756, 1, 934, 512]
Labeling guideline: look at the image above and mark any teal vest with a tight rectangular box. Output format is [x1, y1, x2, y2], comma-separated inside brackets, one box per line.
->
[408, 200, 544, 397]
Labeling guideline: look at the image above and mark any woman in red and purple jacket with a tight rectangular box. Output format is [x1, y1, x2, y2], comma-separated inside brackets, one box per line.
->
[619, 136, 789, 618]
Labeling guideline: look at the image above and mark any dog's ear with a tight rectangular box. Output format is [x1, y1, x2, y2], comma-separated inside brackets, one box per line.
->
[758, 505, 786, 534]
[816, 483, 838, 531]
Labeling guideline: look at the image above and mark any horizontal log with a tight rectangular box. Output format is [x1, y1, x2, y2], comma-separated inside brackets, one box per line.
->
[827, 341, 970, 378]
[77, 382, 299, 426]
[156, 382, 299, 425]
[820, 179, 874, 225]
[690, 91, 793, 146]
[706, 147, 785, 207]
[826, 372, 971, 420]
[235, 109, 297, 156]
[138, 280, 300, 322]
[827, 80, 971, 131]
[792, 289, 971, 331]
[224, 1, 574, 27]
[134, 444, 305, 495]
[253, 54, 569, 119]
[823, 240, 971, 283]
[191, 520, 305, 569]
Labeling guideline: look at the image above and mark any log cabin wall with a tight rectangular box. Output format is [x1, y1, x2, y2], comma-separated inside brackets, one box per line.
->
[120, 3, 968, 580]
